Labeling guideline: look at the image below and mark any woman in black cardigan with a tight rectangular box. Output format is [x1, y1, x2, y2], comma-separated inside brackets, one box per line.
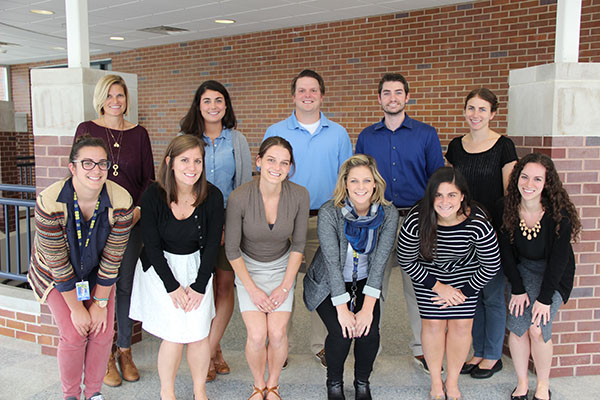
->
[496, 153, 580, 400]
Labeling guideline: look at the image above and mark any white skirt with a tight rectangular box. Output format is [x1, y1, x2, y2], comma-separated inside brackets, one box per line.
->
[129, 250, 215, 343]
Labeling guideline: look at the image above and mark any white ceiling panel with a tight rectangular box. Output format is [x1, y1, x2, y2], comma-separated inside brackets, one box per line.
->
[0, 0, 476, 64]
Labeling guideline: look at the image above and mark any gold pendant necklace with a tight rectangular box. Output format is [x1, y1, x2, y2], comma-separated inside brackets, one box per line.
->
[104, 122, 123, 177]
[519, 218, 541, 240]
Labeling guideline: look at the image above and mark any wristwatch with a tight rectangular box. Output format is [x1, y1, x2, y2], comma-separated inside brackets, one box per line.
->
[93, 296, 108, 308]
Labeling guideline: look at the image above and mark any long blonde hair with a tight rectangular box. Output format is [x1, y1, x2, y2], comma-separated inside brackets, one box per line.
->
[332, 154, 390, 208]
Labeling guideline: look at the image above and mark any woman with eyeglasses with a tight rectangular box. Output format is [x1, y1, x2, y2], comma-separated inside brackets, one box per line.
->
[74, 74, 155, 387]
[28, 135, 134, 400]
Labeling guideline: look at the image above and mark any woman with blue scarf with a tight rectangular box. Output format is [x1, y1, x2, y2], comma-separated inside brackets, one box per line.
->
[304, 154, 398, 400]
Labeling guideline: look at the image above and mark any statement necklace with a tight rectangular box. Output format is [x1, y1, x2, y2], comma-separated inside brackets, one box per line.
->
[519, 218, 541, 240]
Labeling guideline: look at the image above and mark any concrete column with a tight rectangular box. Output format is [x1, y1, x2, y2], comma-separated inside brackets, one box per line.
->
[65, 0, 90, 68]
[30, 68, 137, 190]
[554, 0, 582, 63]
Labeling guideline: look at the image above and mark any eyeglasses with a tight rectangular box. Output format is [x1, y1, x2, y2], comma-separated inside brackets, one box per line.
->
[72, 159, 112, 171]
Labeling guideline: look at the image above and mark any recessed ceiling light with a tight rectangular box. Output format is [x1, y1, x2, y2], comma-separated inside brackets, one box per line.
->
[51, 46, 66, 50]
[214, 19, 235, 24]
[110, 36, 125, 41]
[30, 9, 55, 15]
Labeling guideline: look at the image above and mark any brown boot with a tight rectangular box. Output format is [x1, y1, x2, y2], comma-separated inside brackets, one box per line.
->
[117, 348, 140, 382]
[104, 352, 122, 387]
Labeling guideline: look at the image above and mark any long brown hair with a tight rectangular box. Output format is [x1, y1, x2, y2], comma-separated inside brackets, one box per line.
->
[419, 167, 473, 261]
[179, 80, 237, 137]
[503, 153, 580, 242]
[157, 135, 208, 207]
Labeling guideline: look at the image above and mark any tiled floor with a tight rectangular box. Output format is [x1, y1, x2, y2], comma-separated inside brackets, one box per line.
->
[1, 269, 596, 399]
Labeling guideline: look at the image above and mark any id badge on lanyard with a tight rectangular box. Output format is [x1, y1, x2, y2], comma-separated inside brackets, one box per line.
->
[73, 191, 100, 302]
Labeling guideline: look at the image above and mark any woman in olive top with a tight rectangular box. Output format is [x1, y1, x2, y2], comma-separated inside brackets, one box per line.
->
[225, 136, 309, 400]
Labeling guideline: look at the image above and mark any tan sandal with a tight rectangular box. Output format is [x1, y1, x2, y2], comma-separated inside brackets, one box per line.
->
[206, 359, 217, 382]
[214, 349, 230, 374]
[248, 385, 266, 400]
[265, 385, 282, 400]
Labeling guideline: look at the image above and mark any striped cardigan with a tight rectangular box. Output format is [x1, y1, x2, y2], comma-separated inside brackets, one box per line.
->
[28, 178, 133, 303]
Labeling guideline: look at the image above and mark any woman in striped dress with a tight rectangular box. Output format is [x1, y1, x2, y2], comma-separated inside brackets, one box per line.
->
[397, 167, 500, 400]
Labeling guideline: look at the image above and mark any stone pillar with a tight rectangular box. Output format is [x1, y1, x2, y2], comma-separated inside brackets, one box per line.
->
[507, 62, 600, 377]
[29, 68, 139, 355]
[65, 0, 90, 68]
[30, 68, 138, 192]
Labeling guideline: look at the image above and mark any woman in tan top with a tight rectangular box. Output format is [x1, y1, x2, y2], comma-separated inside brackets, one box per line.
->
[225, 136, 309, 400]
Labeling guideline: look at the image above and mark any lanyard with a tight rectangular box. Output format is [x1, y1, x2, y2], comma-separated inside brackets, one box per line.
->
[73, 191, 101, 277]
[350, 250, 359, 312]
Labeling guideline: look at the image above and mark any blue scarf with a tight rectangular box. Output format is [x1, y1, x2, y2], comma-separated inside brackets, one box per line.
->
[341, 199, 384, 254]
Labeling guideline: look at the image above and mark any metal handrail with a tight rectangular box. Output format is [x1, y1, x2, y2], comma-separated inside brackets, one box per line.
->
[0, 185, 36, 282]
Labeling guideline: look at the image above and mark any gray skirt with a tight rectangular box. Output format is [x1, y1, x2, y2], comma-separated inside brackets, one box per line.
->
[507, 258, 563, 342]
[235, 250, 294, 313]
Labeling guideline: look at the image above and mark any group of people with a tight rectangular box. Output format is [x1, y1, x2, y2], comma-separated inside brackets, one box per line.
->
[27, 70, 580, 400]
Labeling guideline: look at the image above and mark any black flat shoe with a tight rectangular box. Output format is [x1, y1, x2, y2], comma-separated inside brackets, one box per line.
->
[470, 359, 502, 379]
[354, 379, 372, 400]
[532, 389, 551, 400]
[460, 362, 478, 375]
[511, 387, 528, 400]
[327, 379, 345, 400]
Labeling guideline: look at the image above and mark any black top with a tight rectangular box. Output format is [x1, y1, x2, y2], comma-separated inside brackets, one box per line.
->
[446, 135, 517, 218]
[494, 199, 575, 305]
[139, 182, 224, 294]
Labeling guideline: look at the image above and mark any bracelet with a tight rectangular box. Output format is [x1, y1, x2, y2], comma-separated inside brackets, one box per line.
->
[282, 287, 288, 293]
[93, 295, 109, 301]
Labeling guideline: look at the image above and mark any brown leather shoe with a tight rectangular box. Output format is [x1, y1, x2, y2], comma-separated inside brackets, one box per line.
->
[206, 359, 217, 382]
[117, 348, 140, 382]
[104, 352, 122, 387]
[214, 349, 230, 375]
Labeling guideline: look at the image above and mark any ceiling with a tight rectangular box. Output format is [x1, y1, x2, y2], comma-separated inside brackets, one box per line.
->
[0, 0, 469, 65]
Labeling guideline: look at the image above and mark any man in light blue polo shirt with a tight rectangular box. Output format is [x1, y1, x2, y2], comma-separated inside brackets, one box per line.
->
[263, 69, 352, 368]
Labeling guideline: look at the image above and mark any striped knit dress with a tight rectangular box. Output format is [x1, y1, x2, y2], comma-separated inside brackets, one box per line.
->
[397, 206, 500, 319]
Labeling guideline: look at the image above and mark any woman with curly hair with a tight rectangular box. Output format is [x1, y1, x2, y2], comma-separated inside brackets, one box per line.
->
[496, 153, 580, 400]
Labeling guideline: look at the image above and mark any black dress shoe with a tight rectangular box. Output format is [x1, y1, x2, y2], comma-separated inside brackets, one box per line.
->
[327, 379, 345, 400]
[354, 379, 372, 400]
[511, 387, 528, 400]
[460, 362, 478, 375]
[470, 359, 502, 379]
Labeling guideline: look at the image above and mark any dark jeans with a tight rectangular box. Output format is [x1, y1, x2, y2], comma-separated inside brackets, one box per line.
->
[115, 223, 143, 348]
[316, 279, 381, 382]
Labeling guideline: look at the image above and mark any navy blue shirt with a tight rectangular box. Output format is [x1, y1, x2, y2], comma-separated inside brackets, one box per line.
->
[56, 179, 114, 292]
[355, 114, 444, 208]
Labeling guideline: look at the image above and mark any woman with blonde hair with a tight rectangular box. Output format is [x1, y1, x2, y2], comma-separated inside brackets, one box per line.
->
[75, 74, 154, 386]
[129, 135, 224, 400]
[304, 154, 398, 400]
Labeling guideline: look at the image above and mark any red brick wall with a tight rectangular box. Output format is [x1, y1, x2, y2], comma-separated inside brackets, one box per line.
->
[4, 0, 600, 375]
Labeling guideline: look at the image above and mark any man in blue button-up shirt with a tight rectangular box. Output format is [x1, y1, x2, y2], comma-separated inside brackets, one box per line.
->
[263, 69, 352, 367]
[356, 73, 444, 374]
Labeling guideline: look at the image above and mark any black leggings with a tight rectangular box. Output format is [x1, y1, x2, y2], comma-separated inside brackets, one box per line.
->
[316, 279, 381, 382]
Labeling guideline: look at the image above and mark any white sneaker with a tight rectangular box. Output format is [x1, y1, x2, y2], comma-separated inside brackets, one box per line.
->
[87, 393, 105, 400]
